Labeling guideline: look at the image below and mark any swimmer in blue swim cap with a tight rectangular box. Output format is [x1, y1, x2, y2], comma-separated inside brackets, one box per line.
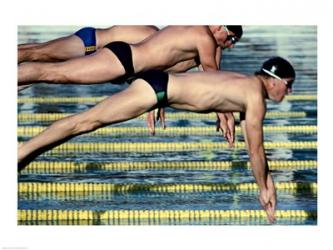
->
[18, 26, 159, 63]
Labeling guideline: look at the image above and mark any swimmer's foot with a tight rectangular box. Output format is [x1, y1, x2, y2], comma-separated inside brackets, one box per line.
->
[18, 84, 32, 92]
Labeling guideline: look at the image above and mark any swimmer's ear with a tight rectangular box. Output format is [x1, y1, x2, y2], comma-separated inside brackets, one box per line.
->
[269, 78, 278, 88]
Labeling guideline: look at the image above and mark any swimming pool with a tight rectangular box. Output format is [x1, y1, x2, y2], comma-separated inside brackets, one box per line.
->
[17, 25, 317, 225]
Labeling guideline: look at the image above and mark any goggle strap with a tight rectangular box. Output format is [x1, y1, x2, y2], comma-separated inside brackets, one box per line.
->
[262, 68, 290, 87]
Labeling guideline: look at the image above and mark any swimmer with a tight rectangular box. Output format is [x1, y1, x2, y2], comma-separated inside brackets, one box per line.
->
[18, 26, 159, 63]
[18, 25, 243, 144]
[18, 56, 295, 223]
[17, 25, 159, 92]
[18, 25, 242, 86]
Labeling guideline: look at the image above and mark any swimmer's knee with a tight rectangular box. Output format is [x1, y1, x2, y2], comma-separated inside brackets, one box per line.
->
[41, 64, 71, 83]
[53, 115, 102, 135]
[24, 45, 51, 62]
[72, 116, 103, 134]
[78, 121, 102, 134]
[29, 47, 44, 61]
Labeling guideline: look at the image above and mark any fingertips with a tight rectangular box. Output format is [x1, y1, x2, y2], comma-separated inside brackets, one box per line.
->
[265, 210, 275, 224]
[222, 127, 227, 137]
[266, 205, 276, 223]
[226, 134, 234, 148]
[149, 128, 155, 136]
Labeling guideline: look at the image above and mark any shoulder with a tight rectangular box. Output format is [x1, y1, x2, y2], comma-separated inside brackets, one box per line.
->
[244, 77, 266, 113]
[245, 76, 265, 97]
[191, 26, 215, 42]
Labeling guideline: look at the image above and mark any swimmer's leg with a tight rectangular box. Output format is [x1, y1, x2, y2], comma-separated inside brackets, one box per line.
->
[18, 78, 157, 170]
[18, 35, 86, 63]
[18, 47, 126, 85]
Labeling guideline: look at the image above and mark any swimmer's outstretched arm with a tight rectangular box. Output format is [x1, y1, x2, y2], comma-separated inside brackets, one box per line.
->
[215, 47, 222, 69]
[244, 101, 277, 223]
[240, 112, 249, 149]
[18, 79, 157, 171]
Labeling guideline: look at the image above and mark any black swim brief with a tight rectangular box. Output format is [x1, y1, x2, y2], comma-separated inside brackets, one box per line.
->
[134, 70, 169, 108]
[104, 41, 135, 80]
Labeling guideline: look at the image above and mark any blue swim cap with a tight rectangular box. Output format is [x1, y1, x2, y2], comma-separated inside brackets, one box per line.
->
[261, 56, 296, 84]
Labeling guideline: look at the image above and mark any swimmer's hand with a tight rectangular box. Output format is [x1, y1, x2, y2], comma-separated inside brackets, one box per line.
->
[259, 175, 277, 223]
[216, 112, 235, 147]
[147, 110, 156, 136]
[147, 108, 166, 136]
[156, 108, 166, 130]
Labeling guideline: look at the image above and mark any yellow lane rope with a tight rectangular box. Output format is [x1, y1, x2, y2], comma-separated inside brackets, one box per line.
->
[18, 95, 317, 103]
[17, 209, 317, 222]
[18, 182, 317, 193]
[21, 160, 317, 174]
[18, 125, 317, 137]
[17, 111, 312, 122]
[28, 141, 316, 153]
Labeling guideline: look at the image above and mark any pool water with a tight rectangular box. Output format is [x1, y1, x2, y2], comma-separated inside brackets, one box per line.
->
[17, 25, 317, 225]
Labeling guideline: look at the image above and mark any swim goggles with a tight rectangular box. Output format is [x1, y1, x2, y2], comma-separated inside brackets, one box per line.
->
[223, 26, 239, 45]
